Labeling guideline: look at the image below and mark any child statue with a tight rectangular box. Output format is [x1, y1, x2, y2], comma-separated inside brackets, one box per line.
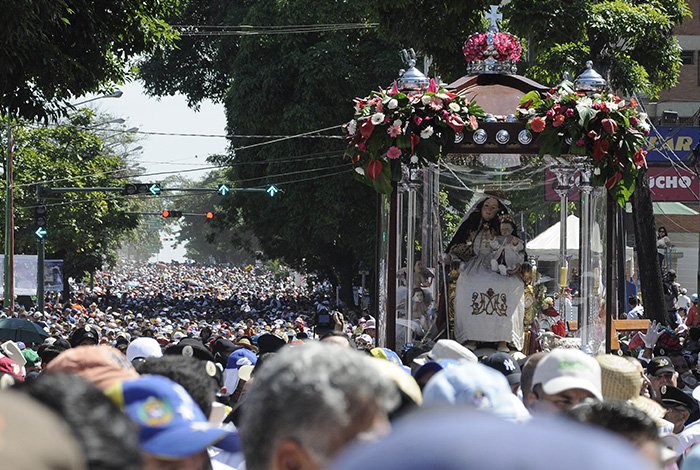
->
[489, 213, 525, 276]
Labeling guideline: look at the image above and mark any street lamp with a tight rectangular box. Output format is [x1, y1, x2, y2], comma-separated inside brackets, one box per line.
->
[71, 90, 123, 106]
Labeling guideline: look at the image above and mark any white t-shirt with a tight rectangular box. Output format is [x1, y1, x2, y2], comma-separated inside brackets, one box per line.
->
[627, 305, 644, 320]
[678, 294, 691, 312]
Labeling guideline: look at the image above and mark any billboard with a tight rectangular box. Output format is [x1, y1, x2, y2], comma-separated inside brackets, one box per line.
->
[0, 256, 63, 296]
[645, 126, 700, 164]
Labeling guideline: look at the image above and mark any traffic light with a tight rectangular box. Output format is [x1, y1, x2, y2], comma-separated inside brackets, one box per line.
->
[123, 183, 161, 196]
[161, 210, 183, 218]
[266, 184, 279, 197]
[34, 205, 48, 239]
[205, 211, 214, 220]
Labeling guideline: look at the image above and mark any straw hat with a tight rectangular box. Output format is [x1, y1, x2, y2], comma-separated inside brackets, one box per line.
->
[596, 354, 666, 421]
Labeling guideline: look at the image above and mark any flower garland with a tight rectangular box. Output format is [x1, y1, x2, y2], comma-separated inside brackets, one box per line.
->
[344, 79, 485, 194]
[517, 81, 650, 206]
[463, 32, 522, 62]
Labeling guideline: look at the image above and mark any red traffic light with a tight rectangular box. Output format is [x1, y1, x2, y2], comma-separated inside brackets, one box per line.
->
[205, 211, 214, 220]
[161, 210, 170, 218]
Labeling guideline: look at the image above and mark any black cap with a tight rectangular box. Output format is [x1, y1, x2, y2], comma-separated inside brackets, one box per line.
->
[257, 333, 286, 355]
[660, 385, 697, 413]
[68, 325, 100, 347]
[164, 337, 214, 362]
[481, 352, 522, 385]
[647, 356, 675, 376]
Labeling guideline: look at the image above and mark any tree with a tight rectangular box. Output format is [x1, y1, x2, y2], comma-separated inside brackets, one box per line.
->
[504, 0, 689, 324]
[1, 111, 141, 297]
[1, 0, 181, 121]
[166, 172, 259, 264]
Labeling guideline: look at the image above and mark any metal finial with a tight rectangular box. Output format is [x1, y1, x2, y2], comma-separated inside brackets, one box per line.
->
[574, 60, 606, 94]
[397, 48, 429, 91]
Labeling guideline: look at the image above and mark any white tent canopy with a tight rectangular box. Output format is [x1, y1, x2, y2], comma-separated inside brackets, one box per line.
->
[526, 214, 610, 261]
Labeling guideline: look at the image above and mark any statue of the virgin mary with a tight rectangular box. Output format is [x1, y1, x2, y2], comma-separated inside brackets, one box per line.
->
[446, 192, 526, 351]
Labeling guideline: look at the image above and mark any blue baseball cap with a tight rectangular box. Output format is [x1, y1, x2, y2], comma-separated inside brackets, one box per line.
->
[107, 375, 241, 458]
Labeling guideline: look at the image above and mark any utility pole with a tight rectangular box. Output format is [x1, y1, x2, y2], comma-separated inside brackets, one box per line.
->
[36, 185, 45, 313]
[3, 119, 14, 312]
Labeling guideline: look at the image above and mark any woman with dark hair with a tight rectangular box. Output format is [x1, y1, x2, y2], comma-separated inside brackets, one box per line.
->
[447, 195, 526, 352]
[657, 226, 672, 269]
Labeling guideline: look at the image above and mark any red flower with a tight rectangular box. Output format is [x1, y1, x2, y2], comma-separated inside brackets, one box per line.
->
[601, 118, 618, 135]
[446, 113, 465, 133]
[604, 171, 622, 190]
[351, 154, 360, 164]
[593, 139, 609, 161]
[530, 117, 546, 133]
[360, 120, 374, 139]
[552, 115, 565, 128]
[367, 160, 383, 181]
[410, 133, 421, 153]
[587, 130, 598, 139]
[633, 148, 648, 169]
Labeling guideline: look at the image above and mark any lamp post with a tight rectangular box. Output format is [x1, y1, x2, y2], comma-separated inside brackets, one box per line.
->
[71, 90, 123, 107]
[3, 119, 14, 311]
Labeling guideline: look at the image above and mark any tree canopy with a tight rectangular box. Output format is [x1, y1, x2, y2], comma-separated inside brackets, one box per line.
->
[1, 111, 141, 283]
[1, 0, 181, 121]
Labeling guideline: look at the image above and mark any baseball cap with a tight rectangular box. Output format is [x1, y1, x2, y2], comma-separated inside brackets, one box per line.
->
[647, 356, 675, 377]
[222, 349, 257, 396]
[106, 375, 241, 458]
[422, 362, 530, 422]
[126, 337, 164, 363]
[0, 357, 25, 382]
[412, 339, 478, 368]
[164, 338, 214, 362]
[481, 352, 522, 385]
[532, 349, 602, 401]
[660, 385, 697, 412]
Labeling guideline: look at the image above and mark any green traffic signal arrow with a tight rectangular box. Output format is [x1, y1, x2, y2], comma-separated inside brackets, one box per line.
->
[218, 184, 230, 196]
[35, 227, 47, 239]
[266, 185, 278, 197]
[149, 184, 161, 195]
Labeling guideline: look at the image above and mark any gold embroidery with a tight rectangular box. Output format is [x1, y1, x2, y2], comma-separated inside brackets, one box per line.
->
[471, 288, 508, 316]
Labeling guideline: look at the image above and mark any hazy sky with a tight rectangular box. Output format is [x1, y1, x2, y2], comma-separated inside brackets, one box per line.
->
[88, 80, 228, 261]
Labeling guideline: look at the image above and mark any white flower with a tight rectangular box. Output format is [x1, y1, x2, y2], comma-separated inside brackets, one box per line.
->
[638, 112, 650, 132]
[355, 167, 365, 175]
[420, 126, 434, 139]
[529, 108, 536, 115]
[421, 95, 432, 105]
[387, 99, 398, 110]
[594, 167, 601, 175]
[371, 113, 385, 125]
[606, 101, 619, 112]
[346, 120, 357, 135]
[449, 102, 461, 112]
[410, 155, 419, 164]
[392, 119, 403, 128]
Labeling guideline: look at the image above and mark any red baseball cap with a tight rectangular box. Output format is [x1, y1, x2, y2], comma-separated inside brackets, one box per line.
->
[0, 357, 25, 382]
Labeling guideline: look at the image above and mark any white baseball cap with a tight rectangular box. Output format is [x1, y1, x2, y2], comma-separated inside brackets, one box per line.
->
[532, 349, 602, 400]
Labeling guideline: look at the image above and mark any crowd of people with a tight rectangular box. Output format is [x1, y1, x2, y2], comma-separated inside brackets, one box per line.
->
[3, 262, 700, 468]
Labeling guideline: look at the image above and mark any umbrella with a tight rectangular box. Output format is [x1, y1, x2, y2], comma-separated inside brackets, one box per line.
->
[0, 318, 50, 344]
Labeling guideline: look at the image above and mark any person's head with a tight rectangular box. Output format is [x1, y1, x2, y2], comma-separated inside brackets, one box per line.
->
[646, 356, 677, 397]
[628, 296, 638, 307]
[567, 400, 662, 467]
[658, 226, 668, 238]
[239, 342, 399, 470]
[422, 361, 529, 422]
[411, 288, 424, 304]
[659, 385, 697, 433]
[20, 373, 142, 470]
[520, 352, 548, 409]
[0, 389, 86, 470]
[363, 319, 376, 339]
[137, 355, 219, 418]
[106, 375, 240, 470]
[531, 349, 602, 413]
[479, 197, 501, 222]
[320, 331, 352, 348]
[481, 352, 522, 394]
